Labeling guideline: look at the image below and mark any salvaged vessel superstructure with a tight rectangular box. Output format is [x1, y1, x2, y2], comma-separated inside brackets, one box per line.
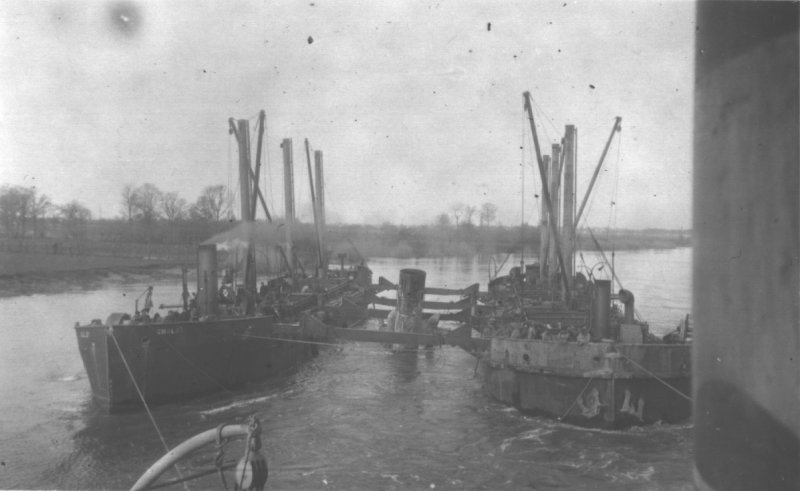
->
[478, 92, 692, 427]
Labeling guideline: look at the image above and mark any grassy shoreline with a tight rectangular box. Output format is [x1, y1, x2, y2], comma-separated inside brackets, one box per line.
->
[0, 226, 690, 280]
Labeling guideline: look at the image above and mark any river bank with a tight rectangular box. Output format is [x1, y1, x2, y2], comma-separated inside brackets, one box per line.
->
[0, 251, 187, 298]
[1, 223, 691, 265]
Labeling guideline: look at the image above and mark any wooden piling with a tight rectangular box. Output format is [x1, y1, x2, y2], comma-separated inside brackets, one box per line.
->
[393, 269, 426, 338]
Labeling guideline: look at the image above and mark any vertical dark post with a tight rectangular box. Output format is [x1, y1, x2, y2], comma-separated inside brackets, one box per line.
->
[539, 156, 550, 279]
[237, 120, 252, 222]
[281, 138, 295, 276]
[314, 150, 327, 274]
[548, 145, 562, 286]
[304, 139, 324, 276]
[545, 154, 556, 282]
[181, 267, 189, 312]
[694, 3, 799, 490]
[551, 144, 562, 234]
[397, 269, 426, 335]
[236, 119, 256, 313]
[589, 279, 610, 341]
[197, 244, 218, 317]
[356, 265, 372, 288]
[562, 126, 577, 286]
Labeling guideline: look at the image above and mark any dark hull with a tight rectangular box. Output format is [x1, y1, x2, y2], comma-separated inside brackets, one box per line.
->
[481, 338, 691, 428]
[75, 316, 319, 410]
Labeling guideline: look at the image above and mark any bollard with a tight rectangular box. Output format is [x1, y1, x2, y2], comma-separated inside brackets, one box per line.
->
[397, 269, 426, 319]
[389, 269, 426, 348]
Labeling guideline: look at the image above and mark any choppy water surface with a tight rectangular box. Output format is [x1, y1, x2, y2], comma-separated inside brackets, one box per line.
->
[0, 249, 692, 490]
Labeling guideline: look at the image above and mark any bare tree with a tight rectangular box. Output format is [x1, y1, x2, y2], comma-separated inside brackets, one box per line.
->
[449, 203, 464, 228]
[161, 191, 187, 222]
[0, 186, 16, 235]
[463, 205, 477, 227]
[134, 183, 163, 223]
[435, 213, 451, 229]
[0, 185, 35, 237]
[479, 202, 498, 227]
[59, 200, 92, 239]
[191, 185, 231, 221]
[121, 184, 138, 221]
[31, 193, 52, 237]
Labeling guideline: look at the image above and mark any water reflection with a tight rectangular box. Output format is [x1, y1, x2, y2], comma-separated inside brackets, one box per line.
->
[385, 350, 420, 384]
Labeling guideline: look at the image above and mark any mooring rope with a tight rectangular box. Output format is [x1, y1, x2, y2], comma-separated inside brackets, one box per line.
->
[617, 351, 693, 402]
[558, 376, 594, 421]
[109, 330, 188, 487]
[109, 331, 170, 450]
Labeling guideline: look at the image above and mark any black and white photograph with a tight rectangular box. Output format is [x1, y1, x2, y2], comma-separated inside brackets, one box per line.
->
[0, 1, 796, 489]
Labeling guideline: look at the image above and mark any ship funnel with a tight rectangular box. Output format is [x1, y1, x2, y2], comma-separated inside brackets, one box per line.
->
[618, 288, 635, 323]
[197, 244, 218, 317]
[356, 265, 372, 288]
[590, 280, 611, 340]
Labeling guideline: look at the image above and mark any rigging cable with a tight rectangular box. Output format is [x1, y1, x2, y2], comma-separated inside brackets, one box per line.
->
[609, 130, 622, 232]
[530, 95, 561, 142]
[608, 130, 622, 280]
[617, 351, 693, 402]
[577, 124, 620, 254]
[108, 331, 188, 488]
[524, 103, 545, 222]
[522, 106, 540, 249]
[558, 376, 594, 420]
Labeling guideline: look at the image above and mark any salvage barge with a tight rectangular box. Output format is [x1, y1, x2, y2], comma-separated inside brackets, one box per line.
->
[477, 92, 692, 428]
[482, 282, 692, 428]
[74, 244, 370, 410]
[74, 112, 372, 410]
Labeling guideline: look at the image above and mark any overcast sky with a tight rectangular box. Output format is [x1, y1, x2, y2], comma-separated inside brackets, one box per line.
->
[1, 0, 695, 229]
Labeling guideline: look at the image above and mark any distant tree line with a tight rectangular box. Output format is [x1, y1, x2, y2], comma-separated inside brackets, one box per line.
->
[435, 202, 499, 229]
[120, 183, 235, 224]
[0, 183, 240, 244]
[0, 185, 691, 259]
[0, 185, 91, 240]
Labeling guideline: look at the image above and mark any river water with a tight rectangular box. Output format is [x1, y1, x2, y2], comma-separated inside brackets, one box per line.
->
[0, 248, 692, 490]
